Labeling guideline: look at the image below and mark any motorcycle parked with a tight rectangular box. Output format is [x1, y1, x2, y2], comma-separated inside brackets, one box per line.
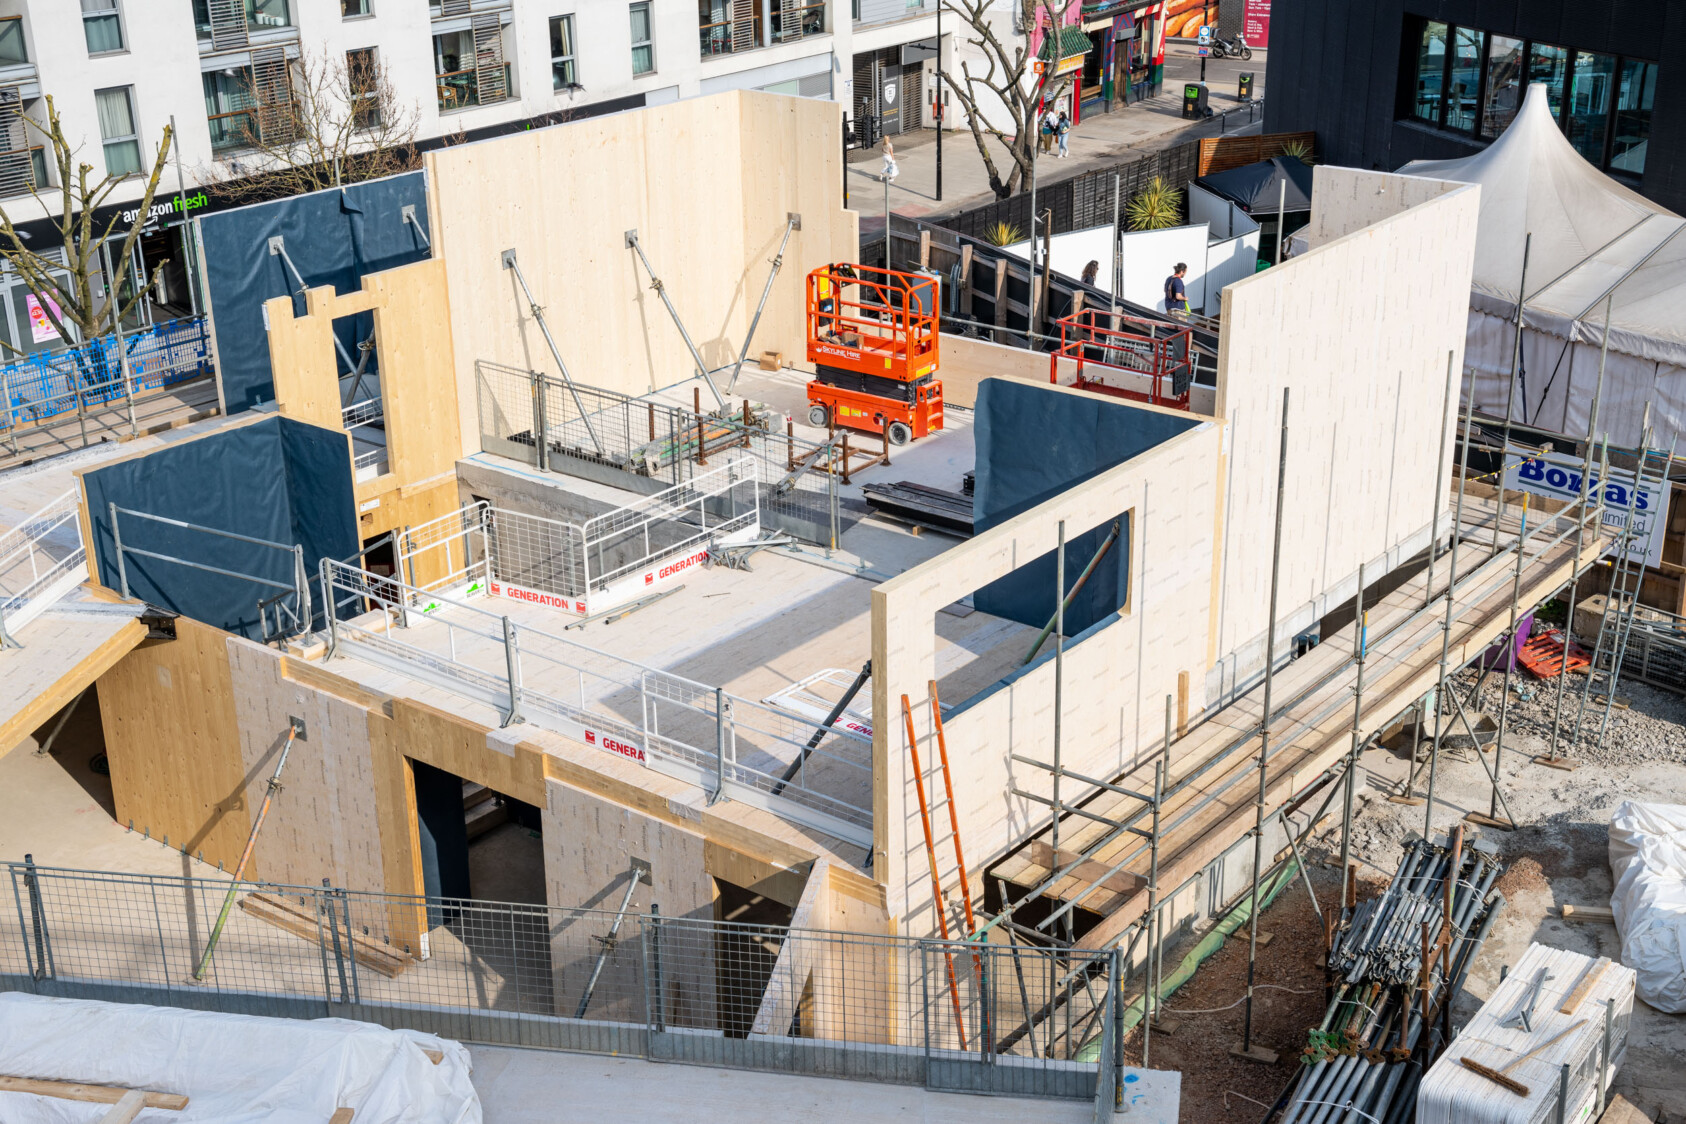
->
[1209, 33, 1253, 60]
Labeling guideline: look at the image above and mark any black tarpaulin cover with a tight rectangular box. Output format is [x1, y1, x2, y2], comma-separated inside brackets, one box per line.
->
[197, 171, 431, 414]
[971, 379, 1202, 635]
[1194, 156, 1314, 214]
[82, 416, 358, 640]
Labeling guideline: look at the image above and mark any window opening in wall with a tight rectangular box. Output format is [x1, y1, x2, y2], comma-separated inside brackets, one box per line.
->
[342, 0, 372, 16]
[1445, 26, 1482, 132]
[1612, 58, 1655, 175]
[630, 2, 655, 74]
[550, 14, 577, 89]
[347, 47, 381, 128]
[94, 86, 141, 177]
[1479, 35, 1523, 138]
[1410, 21, 1446, 124]
[0, 16, 27, 65]
[772, 0, 823, 41]
[1528, 41, 1568, 118]
[203, 68, 256, 152]
[81, 0, 125, 54]
[1567, 50, 1616, 165]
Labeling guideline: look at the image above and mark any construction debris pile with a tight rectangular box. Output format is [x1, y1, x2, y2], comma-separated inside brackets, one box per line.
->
[1274, 832, 1506, 1124]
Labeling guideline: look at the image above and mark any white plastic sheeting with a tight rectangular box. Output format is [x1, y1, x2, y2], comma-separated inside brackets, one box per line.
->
[1417, 942, 1634, 1124]
[1398, 82, 1686, 450]
[0, 994, 481, 1124]
[1609, 800, 1686, 1013]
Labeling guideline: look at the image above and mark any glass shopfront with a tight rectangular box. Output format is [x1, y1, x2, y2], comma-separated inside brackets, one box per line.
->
[1401, 17, 1655, 179]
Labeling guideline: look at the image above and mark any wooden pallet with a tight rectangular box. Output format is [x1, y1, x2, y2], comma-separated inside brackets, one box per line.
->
[1516, 628, 1590, 679]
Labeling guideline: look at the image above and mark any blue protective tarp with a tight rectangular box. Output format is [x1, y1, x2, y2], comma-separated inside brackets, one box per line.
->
[972, 380, 1202, 633]
[197, 172, 431, 414]
[82, 416, 359, 640]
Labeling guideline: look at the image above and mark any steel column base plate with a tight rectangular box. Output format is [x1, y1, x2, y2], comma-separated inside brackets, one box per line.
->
[1531, 755, 1581, 771]
[1464, 811, 1515, 830]
[1230, 1043, 1280, 1064]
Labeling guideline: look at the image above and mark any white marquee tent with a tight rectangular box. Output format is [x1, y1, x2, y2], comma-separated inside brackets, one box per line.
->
[1400, 83, 1686, 451]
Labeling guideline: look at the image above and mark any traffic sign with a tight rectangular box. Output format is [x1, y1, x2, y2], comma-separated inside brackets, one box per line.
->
[1196, 24, 1212, 42]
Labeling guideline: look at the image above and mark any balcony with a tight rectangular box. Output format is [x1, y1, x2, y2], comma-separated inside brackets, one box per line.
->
[207, 109, 255, 152]
[435, 64, 512, 112]
[193, 0, 294, 46]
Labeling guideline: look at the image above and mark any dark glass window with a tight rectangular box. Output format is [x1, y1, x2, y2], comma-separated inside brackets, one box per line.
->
[1412, 21, 1447, 123]
[1480, 35, 1524, 138]
[1567, 51, 1618, 165]
[1446, 27, 1484, 131]
[1611, 58, 1655, 175]
[1529, 42, 1568, 119]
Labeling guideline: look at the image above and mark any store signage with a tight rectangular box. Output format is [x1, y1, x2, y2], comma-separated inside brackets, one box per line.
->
[1242, 0, 1270, 48]
[1502, 449, 1667, 568]
[25, 293, 60, 343]
[1053, 51, 1086, 77]
[119, 190, 211, 229]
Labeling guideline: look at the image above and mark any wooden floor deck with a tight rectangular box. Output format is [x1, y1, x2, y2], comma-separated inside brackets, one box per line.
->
[988, 492, 1606, 950]
[0, 378, 220, 471]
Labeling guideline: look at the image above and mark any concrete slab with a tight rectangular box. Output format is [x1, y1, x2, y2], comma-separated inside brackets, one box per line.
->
[466, 1044, 1100, 1124]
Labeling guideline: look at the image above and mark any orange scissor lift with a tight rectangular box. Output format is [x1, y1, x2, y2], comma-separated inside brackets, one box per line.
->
[1049, 308, 1195, 411]
[805, 264, 944, 446]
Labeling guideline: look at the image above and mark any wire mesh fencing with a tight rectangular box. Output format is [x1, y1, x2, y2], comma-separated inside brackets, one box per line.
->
[0, 316, 213, 437]
[1, 861, 1113, 1100]
[475, 361, 844, 548]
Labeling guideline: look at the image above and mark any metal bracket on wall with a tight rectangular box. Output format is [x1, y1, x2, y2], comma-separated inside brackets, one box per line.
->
[500, 248, 603, 458]
[400, 204, 431, 250]
[624, 228, 727, 411]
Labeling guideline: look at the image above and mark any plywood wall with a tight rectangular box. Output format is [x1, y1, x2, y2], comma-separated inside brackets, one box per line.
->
[428, 91, 858, 457]
[870, 391, 1224, 930]
[1210, 177, 1480, 698]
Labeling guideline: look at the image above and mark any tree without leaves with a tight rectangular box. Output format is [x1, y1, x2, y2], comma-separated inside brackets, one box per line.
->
[0, 95, 173, 361]
[941, 0, 1080, 199]
[201, 46, 420, 205]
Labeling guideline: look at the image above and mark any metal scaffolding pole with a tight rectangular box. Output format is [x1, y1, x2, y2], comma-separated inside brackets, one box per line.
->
[1424, 353, 1457, 609]
[1419, 376, 1478, 821]
[1052, 520, 1066, 862]
[1340, 563, 1368, 914]
[1237, 386, 1291, 1064]
[500, 249, 604, 457]
[725, 213, 800, 395]
[1495, 233, 1532, 540]
[1142, 697, 1168, 1067]
[1597, 436, 1677, 745]
[1487, 492, 1533, 824]
[625, 229, 727, 411]
[1542, 297, 1613, 765]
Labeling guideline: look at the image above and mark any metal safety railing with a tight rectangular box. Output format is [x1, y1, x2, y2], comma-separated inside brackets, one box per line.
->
[107, 503, 313, 644]
[0, 859, 1114, 1102]
[0, 317, 213, 446]
[0, 489, 88, 647]
[475, 362, 844, 550]
[318, 552, 873, 846]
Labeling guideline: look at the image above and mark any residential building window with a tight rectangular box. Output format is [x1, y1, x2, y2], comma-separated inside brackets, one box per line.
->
[248, 0, 292, 29]
[81, 0, 125, 54]
[435, 24, 511, 111]
[550, 15, 577, 89]
[203, 69, 256, 151]
[1612, 58, 1655, 175]
[192, 0, 293, 39]
[347, 48, 380, 128]
[94, 86, 141, 177]
[342, 0, 372, 16]
[1479, 35, 1523, 138]
[1567, 50, 1617, 165]
[0, 17, 28, 65]
[1410, 21, 1446, 124]
[774, 0, 825, 40]
[1400, 18, 1654, 180]
[630, 2, 654, 75]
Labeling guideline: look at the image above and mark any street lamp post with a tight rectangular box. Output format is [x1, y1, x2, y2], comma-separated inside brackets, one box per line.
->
[935, 0, 943, 201]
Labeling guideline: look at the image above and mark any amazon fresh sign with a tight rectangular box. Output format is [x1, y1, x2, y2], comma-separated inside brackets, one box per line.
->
[1502, 449, 1666, 568]
[120, 190, 211, 229]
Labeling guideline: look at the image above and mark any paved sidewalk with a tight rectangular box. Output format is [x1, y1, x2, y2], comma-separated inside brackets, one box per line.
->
[852, 43, 1270, 231]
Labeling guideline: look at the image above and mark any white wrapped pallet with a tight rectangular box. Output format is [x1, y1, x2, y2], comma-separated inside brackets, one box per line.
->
[1608, 801, 1686, 1013]
[1416, 943, 1634, 1124]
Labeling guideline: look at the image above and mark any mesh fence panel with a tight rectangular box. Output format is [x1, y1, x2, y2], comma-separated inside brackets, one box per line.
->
[1, 863, 1111, 1098]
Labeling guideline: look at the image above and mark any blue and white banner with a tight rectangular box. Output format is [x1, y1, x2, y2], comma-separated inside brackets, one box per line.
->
[1503, 449, 1667, 568]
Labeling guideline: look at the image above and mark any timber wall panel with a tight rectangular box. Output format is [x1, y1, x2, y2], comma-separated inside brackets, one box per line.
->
[98, 618, 251, 867]
[871, 394, 1223, 930]
[1210, 173, 1479, 698]
[226, 641, 386, 895]
[428, 91, 857, 456]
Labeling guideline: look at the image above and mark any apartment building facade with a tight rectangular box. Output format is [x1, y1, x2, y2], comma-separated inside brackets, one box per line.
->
[0, 0, 944, 360]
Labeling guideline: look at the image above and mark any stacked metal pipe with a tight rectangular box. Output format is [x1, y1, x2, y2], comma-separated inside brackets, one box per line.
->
[1274, 835, 1506, 1124]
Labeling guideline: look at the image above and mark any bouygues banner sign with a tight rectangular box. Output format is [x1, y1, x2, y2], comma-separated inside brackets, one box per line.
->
[1242, 0, 1270, 48]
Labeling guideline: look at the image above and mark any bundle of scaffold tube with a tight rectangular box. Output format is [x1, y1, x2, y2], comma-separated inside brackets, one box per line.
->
[1271, 833, 1506, 1124]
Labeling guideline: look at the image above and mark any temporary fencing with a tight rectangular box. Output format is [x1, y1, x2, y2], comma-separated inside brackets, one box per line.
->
[0, 860, 1115, 1102]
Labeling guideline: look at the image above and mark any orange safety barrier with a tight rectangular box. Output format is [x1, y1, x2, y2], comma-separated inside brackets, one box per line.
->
[1516, 628, 1591, 679]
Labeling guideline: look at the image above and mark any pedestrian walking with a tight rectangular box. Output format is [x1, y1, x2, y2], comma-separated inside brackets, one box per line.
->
[1040, 109, 1057, 155]
[880, 137, 899, 181]
[1056, 110, 1071, 158]
[1163, 262, 1189, 317]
